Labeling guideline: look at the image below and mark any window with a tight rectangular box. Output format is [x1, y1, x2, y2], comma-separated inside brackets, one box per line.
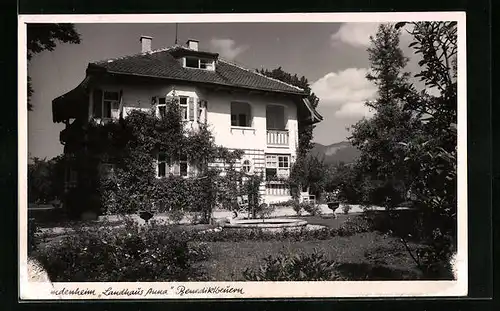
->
[184, 57, 215, 70]
[266, 105, 286, 129]
[231, 102, 252, 127]
[265, 154, 290, 179]
[179, 153, 188, 177]
[93, 90, 120, 119]
[103, 91, 119, 118]
[185, 57, 199, 68]
[179, 96, 189, 121]
[242, 159, 252, 174]
[157, 151, 170, 178]
[200, 59, 214, 70]
[156, 151, 191, 178]
[157, 97, 167, 118]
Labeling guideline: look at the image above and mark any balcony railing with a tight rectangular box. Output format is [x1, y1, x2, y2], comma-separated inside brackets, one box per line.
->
[267, 129, 289, 146]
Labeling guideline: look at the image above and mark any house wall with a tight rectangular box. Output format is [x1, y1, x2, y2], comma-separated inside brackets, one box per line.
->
[88, 82, 299, 203]
[89, 82, 299, 157]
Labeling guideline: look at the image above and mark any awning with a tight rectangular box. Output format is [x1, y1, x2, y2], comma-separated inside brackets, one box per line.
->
[52, 76, 90, 123]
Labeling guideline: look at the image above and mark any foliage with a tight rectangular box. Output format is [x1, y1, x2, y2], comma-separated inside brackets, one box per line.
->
[291, 200, 303, 215]
[189, 215, 371, 242]
[81, 101, 243, 222]
[301, 202, 321, 216]
[27, 23, 81, 110]
[168, 209, 185, 224]
[257, 67, 319, 157]
[342, 204, 352, 215]
[257, 203, 275, 219]
[28, 155, 66, 204]
[243, 174, 264, 218]
[188, 242, 212, 262]
[33, 218, 207, 282]
[325, 163, 365, 204]
[346, 22, 458, 278]
[28, 218, 39, 254]
[288, 154, 327, 200]
[242, 249, 342, 281]
[349, 24, 418, 208]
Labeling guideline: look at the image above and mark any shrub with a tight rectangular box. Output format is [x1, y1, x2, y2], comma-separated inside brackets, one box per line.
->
[336, 215, 372, 236]
[291, 201, 302, 215]
[269, 200, 295, 208]
[33, 218, 207, 282]
[188, 242, 212, 262]
[28, 218, 38, 254]
[257, 203, 275, 219]
[301, 203, 321, 216]
[189, 215, 372, 242]
[243, 249, 343, 281]
[168, 209, 185, 224]
[342, 204, 352, 214]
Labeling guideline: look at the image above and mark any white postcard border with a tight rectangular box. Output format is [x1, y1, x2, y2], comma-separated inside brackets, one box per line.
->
[18, 12, 468, 300]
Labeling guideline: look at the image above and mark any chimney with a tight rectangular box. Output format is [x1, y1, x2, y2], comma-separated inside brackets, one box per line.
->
[186, 39, 199, 51]
[140, 35, 153, 53]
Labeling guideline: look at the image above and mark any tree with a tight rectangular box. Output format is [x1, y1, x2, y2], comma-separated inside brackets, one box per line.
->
[348, 22, 458, 278]
[257, 67, 319, 157]
[349, 23, 420, 208]
[394, 22, 458, 277]
[288, 154, 327, 200]
[28, 155, 65, 203]
[27, 23, 81, 110]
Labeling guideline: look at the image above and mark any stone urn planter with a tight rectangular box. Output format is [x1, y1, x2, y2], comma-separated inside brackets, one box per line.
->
[138, 210, 154, 224]
[326, 201, 340, 212]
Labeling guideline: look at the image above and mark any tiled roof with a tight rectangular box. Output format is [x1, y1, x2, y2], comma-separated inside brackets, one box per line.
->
[88, 45, 307, 95]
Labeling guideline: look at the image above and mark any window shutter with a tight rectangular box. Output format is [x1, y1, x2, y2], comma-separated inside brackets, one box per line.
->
[188, 97, 195, 121]
[151, 96, 158, 106]
[93, 89, 103, 118]
[172, 162, 180, 176]
[202, 100, 208, 123]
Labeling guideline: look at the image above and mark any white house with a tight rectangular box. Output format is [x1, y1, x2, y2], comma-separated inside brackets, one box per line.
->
[52, 36, 323, 205]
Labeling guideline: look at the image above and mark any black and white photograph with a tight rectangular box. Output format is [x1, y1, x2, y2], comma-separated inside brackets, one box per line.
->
[19, 13, 467, 299]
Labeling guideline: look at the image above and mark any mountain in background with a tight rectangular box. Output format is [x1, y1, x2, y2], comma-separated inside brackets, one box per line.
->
[309, 141, 361, 165]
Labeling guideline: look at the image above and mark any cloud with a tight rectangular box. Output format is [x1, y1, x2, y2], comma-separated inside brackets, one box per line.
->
[335, 102, 375, 118]
[209, 38, 248, 60]
[331, 22, 412, 49]
[311, 68, 377, 118]
[331, 23, 380, 48]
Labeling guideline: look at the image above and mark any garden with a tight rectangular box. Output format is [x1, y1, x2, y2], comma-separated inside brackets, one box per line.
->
[28, 22, 458, 283]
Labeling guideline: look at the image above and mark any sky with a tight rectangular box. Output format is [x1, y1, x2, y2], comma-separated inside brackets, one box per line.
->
[28, 22, 422, 160]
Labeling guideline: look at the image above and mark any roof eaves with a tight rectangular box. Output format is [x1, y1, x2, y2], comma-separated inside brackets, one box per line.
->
[303, 97, 323, 123]
[100, 69, 306, 96]
[218, 58, 307, 94]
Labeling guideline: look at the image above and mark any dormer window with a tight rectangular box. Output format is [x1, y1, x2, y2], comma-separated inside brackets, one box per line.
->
[184, 57, 215, 71]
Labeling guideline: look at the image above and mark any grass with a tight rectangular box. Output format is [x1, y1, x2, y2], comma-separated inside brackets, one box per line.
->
[34, 213, 425, 281]
[196, 231, 422, 281]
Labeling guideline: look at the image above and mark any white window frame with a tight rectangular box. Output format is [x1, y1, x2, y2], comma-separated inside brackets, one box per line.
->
[183, 57, 215, 71]
[265, 154, 290, 179]
[179, 96, 189, 121]
[156, 97, 167, 118]
[157, 151, 170, 178]
[101, 91, 120, 119]
[156, 151, 192, 178]
[242, 159, 252, 174]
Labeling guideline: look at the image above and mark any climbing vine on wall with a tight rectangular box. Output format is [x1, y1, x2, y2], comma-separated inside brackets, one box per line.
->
[82, 97, 244, 222]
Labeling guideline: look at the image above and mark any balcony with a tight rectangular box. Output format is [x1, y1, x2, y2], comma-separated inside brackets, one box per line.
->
[267, 129, 289, 147]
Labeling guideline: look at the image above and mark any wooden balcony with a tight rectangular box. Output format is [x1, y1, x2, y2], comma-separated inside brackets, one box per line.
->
[267, 129, 289, 146]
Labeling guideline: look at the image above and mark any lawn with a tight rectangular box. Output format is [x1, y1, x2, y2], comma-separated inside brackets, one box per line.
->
[34, 213, 425, 281]
[196, 231, 422, 281]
